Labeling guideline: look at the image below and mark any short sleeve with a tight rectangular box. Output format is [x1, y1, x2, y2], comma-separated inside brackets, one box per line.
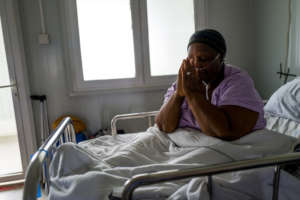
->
[163, 82, 177, 104]
[217, 73, 264, 113]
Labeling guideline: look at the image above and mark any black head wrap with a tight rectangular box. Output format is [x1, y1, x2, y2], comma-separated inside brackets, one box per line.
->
[187, 29, 226, 59]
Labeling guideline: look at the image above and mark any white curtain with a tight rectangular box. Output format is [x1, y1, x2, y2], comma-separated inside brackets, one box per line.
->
[288, 0, 300, 75]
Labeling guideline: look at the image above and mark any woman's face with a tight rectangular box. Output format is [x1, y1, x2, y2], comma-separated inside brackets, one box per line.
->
[187, 43, 222, 83]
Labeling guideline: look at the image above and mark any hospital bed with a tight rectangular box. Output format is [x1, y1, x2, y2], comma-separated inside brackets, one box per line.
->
[23, 78, 300, 200]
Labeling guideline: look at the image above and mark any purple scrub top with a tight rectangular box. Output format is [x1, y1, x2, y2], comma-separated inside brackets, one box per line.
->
[163, 64, 266, 131]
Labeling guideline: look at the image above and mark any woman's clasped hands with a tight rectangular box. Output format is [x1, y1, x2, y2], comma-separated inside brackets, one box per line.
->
[176, 58, 207, 98]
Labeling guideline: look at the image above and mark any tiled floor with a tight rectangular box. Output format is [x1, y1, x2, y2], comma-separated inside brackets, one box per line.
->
[0, 135, 23, 175]
[0, 135, 45, 200]
[0, 185, 46, 200]
[0, 135, 26, 200]
[0, 185, 23, 200]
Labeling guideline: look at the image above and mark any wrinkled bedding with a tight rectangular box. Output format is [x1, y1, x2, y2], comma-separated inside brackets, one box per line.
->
[265, 111, 300, 139]
[48, 126, 300, 200]
[264, 77, 300, 123]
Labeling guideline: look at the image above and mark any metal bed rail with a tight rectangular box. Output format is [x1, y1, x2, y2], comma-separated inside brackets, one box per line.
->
[110, 110, 300, 200]
[111, 111, 159, 136]
[23, 117, 76, 200]
[122, 151, 300, 200]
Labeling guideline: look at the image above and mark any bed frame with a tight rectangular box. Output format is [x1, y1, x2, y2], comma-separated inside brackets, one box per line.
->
[23, 112, 300, 200]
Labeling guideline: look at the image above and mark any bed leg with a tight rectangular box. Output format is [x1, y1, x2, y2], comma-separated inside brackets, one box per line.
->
[44, 158, 50, 195]
[59, 135, 64, 145]
[69, 124, 77, 143]
[207, 175, 213, 199]
[272, 165, 281, 200]
[64, 129, 70, 143]
[64, 124, 76, 143]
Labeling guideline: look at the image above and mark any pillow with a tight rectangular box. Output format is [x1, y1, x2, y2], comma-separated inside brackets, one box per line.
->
[264, 77, 300, 123]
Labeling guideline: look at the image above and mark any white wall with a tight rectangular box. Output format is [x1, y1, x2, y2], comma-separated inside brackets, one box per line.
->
[18, 0, 256, 145]
[208, 0, 298, 100]
[207, 0, 255, 77]
[252, 0, 291, 99]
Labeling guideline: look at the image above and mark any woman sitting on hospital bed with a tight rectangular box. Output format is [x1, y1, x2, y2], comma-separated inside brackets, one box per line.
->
[156, 29, 266, 140]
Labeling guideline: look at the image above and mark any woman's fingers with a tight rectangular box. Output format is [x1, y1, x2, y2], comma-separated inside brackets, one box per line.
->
[190, 58, 197, 68]
[178, 62, 182, 78]
[175, 60, 186, 97]
[182, 60, 190, 82]
[185, 58, 193, 72]
[182, 60, 187, 79]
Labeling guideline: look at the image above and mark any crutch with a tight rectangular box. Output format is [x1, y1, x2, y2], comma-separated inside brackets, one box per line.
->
[30, 95, 50, 143]
[30, 95, 50, 190]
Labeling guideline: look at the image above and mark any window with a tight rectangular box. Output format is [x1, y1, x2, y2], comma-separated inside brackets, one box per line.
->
[147, 0, 195, 76]
[60, 0, 205, 94]
[76, 0, 135, 80]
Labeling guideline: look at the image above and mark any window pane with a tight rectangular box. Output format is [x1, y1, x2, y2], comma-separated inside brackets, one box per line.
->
[0, 17, 22, 175]
[0, 88, 23, 175]
[147, 0, 195, 76]
[0, 18, 10, 86]
[76, 0, 135, 80]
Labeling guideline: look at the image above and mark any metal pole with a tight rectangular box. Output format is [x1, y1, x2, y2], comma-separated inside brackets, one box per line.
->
[43, 100, 50, 139]
[68, 124, 77, 143]
[23, 117, 74, 200]
[272, 165, 281, 200]
[122, 152, 300, 200]
[207, 175, 212, 199]
[64, 128, 70, 143]
[111, 111, 159, 135]
[40, 101, 44, 142]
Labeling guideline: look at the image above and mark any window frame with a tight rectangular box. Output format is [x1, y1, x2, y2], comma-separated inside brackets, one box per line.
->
[59, 0, 207, 95]
[0, 0, 37, 182]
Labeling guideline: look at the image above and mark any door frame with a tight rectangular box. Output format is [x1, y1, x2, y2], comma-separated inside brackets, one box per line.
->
[0, 0, 37, 182]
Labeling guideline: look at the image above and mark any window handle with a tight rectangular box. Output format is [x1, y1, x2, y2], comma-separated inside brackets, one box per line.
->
[0, 83, 17, 89]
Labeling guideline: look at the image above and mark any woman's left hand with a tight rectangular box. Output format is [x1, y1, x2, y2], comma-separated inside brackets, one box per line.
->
[181, 58, 206, 97]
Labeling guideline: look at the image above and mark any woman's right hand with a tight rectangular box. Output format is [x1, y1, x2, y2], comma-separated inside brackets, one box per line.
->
[176, 60, 185, 97]
[177, 58, 207, 98]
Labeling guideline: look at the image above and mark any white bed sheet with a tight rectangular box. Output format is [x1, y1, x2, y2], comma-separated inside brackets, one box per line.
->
[48, 126, 299, 200]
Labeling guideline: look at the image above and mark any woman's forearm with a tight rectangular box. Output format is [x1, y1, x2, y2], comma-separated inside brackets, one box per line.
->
[155, 93, 184, 133]
[185, 93, 231, 139]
